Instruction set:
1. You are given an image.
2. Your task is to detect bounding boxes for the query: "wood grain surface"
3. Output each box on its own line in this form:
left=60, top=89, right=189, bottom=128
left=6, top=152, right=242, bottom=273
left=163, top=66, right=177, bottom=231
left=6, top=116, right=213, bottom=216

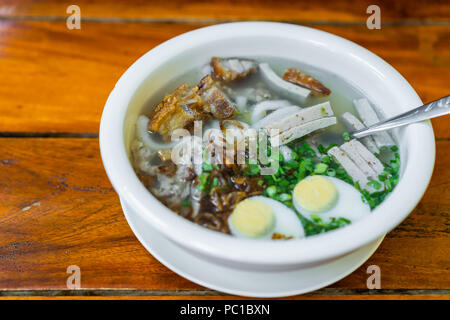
left=0, top=0, right=448, bottom=299
left=0, top=21, right=448, bottom=135
left=0, top=0, right=449, bottom=22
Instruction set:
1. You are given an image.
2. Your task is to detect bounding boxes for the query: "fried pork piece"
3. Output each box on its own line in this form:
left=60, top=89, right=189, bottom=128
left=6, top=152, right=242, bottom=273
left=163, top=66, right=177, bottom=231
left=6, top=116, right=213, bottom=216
left=259, top=63, right=310, bottom=103
left=197, top=75, right=235, bottom=119
left=148, top=76, right=236, bottom=140
left=282, top=68, right=331, bottom=96
left=211, top=57, right=257, bottom=82
left=148, top=83, right=203, bottom=141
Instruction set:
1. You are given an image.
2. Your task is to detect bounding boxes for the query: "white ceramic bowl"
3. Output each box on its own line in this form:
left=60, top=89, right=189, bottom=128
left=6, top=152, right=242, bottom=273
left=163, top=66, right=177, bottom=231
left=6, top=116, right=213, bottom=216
left=100, top=22, right=435, bottom=273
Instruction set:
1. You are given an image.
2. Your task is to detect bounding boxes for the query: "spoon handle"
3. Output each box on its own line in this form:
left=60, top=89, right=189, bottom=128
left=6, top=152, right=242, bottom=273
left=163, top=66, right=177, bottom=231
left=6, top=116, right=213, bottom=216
left=352, top=95, right=450, bottom=139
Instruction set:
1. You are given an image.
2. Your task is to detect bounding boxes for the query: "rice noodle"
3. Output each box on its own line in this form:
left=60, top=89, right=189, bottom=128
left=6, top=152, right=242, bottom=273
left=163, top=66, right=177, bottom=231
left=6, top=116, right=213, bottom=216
left=235, top=96, right=248, bottom=112
left=259, top=63, right=311, bottom=103
left=130, top=139, right=157, bottom=175
left=190, top=183, right=203, bottom=218
left=250, top=99, right=292, bottom=124
left=171, top=136, right=203, bottom=175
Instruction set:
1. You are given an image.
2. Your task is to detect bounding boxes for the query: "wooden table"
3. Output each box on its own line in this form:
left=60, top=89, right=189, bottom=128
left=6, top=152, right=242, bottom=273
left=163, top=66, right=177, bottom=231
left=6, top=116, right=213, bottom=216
left=0, top=0, right=448, bottom=300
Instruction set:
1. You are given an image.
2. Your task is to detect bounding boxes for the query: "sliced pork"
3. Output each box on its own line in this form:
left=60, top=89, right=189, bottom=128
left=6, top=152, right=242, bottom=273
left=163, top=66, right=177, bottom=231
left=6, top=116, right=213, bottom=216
left=341, top=112, right=379, bottom=154
left=254, top=101, right=336, bottom=146
left=267, top=102, right=334, bottom=131
left=353, top=98, right=395, bottom=148
left=328, top=139, right=385, bottom=193
left=271, top=117, right=337, bottom=146
left=340, top=142, right=377, bottom=178
left=345, top=139, right=384, bottom=175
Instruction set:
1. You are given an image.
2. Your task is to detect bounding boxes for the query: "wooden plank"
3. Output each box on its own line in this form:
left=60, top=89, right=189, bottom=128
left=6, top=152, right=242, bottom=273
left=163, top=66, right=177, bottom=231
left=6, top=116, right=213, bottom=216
left=0, top=294, right=449, bottom=300
left=0, top=22, right=198, bottom=133
left=0, top=21, right=448, bottom=136
left=0, top=138, right=448, bottom=293
left=0, top=0, right=449, bottom=22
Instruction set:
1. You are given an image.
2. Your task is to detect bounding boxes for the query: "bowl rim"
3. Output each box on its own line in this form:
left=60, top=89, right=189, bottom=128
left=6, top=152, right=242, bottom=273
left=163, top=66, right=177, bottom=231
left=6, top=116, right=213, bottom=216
left=100, top=21, right=435, bottom=265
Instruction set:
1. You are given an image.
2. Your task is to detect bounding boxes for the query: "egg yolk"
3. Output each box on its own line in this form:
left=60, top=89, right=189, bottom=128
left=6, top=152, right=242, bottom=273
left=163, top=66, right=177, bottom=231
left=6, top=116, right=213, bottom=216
left=230, top=199, right=276, bottom=238
left=293, top=176, right=338, bottom=213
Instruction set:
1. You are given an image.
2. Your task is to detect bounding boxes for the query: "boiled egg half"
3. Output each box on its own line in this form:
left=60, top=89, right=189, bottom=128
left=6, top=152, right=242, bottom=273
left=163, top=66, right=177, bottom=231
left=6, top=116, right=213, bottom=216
left=228, top=196, right=304, bottom=240
left=292, top=175, right=370, bottom=223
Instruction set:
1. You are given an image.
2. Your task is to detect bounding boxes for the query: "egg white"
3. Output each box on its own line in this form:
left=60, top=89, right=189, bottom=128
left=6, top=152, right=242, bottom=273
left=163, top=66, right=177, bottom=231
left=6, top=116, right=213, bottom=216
left=228, top=196, right=305, bottom=240
left=293, top=176, right=371, bottom=223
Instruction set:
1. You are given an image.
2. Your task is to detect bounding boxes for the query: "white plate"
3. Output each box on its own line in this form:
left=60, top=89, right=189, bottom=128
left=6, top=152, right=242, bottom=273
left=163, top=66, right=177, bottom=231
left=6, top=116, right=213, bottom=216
left=122, top=198, right=384, bottom=298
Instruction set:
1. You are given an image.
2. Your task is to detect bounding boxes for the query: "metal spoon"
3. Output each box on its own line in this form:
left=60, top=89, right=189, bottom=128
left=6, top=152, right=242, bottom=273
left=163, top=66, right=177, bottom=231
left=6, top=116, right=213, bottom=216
left=351, top=95, right=450, bottom=139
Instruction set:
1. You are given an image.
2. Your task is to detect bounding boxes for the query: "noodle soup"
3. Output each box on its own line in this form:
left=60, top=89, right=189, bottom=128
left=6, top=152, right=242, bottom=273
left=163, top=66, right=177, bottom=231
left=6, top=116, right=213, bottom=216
left=130, top=56, right=400, bottom=240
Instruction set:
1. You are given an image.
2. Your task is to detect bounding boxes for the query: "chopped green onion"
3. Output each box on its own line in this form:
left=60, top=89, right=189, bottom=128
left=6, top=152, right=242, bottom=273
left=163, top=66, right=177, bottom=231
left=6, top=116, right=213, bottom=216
left=181, top=200, right=192, bottom=207
left=266, top=185, right=277, bottom=197
left=279, top=193, right=291, bottom=201
left=342, top=132, right=350, bottom=141
left=368, top=180, right=382, bottom=190
left=196, top=172, right=210, bottom=191
left=317, top=144, right=327, bottom=155
left=302, top=215, right=351, bottom=235
left=280, top=180, right=290, bottom=187
left=385, top=179, right=392, bottom=192
left=211, top=177, right=219, bottom=189
left=391, top=162, right=400, bottom=172
left=202, top=162, right=213, bottom=171
left=248, top=163, right=260, bottom=175
left=321, top=155, right=331, bottom=164
left=314, top=163, right=328, bottom=174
